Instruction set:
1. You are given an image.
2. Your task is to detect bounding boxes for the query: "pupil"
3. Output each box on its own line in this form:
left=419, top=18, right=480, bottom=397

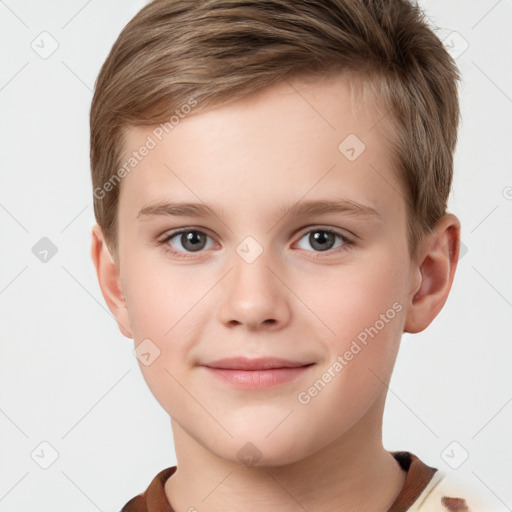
left=179, top=230, right=335, bottom=253
left=311, top=231, right=334, bottom=251
left=183, top=231, right=205, bottom=251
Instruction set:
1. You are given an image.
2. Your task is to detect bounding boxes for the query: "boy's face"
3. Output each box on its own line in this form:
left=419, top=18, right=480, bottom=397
left=108, top=74, right=421, bottom=465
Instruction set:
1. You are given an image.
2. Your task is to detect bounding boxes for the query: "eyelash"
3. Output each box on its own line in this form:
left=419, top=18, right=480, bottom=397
left=157, top=226, right=355, bottom=259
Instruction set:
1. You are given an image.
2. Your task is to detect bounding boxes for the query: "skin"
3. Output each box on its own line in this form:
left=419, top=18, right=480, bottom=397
left=91, top=73, right=460, bottom=512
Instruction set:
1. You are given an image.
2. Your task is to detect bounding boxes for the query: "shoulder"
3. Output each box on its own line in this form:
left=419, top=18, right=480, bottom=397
left=119, top=467, right=177, bottom=512
left=120, top=495, right=145, bottom=512
left=408, top=470, right=509, bottom=512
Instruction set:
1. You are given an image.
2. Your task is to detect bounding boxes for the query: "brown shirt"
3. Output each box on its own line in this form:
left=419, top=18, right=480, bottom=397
left=120, top=451, right=447, bottom=512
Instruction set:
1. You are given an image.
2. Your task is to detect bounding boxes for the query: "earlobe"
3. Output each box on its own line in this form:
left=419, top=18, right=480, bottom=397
left=90, top=224, right=133, bottom=338
left=404, top=214, right=461, bottom=334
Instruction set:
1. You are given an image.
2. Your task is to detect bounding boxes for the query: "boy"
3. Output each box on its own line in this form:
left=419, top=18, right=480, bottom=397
left=89, top=0, right=503, bottom=510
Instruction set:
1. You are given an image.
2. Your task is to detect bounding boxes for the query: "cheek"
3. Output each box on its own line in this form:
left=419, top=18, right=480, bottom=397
left=121, top=265, right=196, bottom=414
left=293, top=263, right=406, bottom=427
left=295, top=249, right=406, bottom=345
left=292, top=251, right=407, bottom=408
left=122, top=256, right=197, bottom=340
left=120, top=256, right=211, bottom=392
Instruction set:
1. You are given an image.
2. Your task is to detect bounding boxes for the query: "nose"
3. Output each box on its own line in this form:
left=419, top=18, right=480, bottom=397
left=217, top=244, right=291, bottom=331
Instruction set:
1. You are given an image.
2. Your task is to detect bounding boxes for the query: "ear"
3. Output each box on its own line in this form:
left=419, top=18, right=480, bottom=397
left=90, top=224, right=133, bottom=338
left=404, top=214, right=461, bottom=333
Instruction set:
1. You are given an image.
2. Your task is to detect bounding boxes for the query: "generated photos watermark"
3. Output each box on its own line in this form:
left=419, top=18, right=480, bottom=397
left=297, top=301, right=403, bottom=405
left=93, top=96, right=198, bottom=200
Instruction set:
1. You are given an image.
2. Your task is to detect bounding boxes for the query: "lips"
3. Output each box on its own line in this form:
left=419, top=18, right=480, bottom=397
left=203, top=357, right=312, bottom=370
left=201, top=357, right=315, bottom=389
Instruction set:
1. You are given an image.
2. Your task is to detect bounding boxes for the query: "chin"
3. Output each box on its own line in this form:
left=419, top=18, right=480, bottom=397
left=208, top=427, right=317, bottom=468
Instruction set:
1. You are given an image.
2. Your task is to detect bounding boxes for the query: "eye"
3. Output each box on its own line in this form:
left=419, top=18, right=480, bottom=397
left=159, top=226, right=354, bottom=258
left=161, top=229, right=216, bottom=256
left=295, top=228, right=353, bottom=253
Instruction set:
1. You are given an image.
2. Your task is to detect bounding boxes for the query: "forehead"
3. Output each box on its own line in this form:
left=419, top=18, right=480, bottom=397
left=118, top=73, right=404, bottom=225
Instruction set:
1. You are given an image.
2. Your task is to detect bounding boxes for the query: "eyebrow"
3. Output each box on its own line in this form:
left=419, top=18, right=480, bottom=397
left=137, top=198, right=381, bottom=225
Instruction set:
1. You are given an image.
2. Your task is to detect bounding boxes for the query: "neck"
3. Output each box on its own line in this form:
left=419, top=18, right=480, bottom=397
left=165, top=391, right=406, bottom=512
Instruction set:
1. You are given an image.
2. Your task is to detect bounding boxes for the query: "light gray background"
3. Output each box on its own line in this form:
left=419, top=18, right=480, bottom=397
left=1, top=0, right=511, bottom=510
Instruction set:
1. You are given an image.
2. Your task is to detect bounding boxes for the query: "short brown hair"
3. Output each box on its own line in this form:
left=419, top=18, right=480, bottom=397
left=90, top=0, right=460, bottom=262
